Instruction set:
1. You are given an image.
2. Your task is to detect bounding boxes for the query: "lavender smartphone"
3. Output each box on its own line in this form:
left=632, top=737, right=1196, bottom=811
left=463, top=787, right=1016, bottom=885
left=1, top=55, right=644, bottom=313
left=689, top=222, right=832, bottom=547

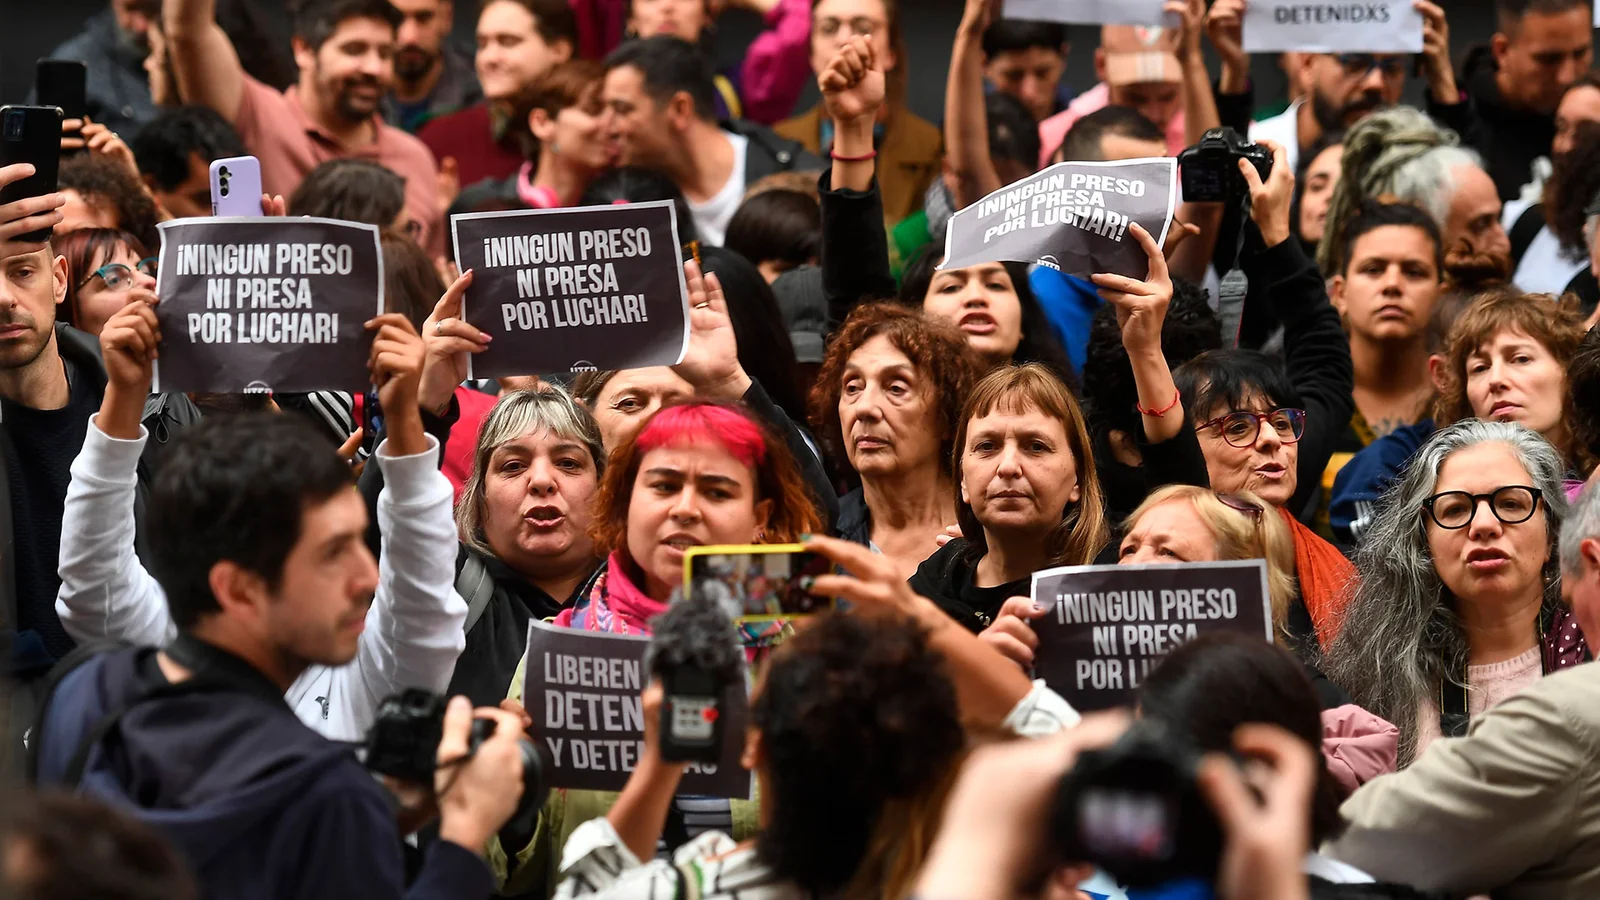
left=209, top=156, right=263, bottom=216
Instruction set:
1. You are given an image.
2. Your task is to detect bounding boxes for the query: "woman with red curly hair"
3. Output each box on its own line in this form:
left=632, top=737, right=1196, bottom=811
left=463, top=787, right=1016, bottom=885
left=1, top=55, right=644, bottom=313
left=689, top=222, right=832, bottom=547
left=556, top=398, right=824, bottom=634
left=808, top=302, right=981, bottom=578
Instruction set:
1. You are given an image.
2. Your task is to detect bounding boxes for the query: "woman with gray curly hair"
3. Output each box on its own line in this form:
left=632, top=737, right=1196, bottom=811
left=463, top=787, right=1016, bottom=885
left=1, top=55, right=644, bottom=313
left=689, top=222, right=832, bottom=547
left=1322, top=420, right=1590, bottom=766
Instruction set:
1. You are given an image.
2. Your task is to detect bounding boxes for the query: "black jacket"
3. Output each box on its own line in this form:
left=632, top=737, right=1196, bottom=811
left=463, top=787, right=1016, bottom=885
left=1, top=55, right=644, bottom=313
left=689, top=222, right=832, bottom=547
left=724, top=119, right=826, bottom=188
left=908, top=538, right=1029, bottom=633
left=32, top=640, right=493, bottom=900
left=1429, top=46, right=1556, bottom=202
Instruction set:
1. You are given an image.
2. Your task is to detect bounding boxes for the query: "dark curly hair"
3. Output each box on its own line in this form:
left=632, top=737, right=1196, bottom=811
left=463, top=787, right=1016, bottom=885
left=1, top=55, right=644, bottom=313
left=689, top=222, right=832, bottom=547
left=806, top=303, right=981, bottom=478
left=59, top=154, right=160, bottom=252
left=1083, top=277, right=1221, bottom=518
left=752, top=611, right=964, bottom=898
left=1568, top=326, right=1600, bottom=464
left=1, top=789, right=198, bottom=900
left=1545, top=115, right=1600, bottom=257
left=1138, top=633, right=1347, bottom=846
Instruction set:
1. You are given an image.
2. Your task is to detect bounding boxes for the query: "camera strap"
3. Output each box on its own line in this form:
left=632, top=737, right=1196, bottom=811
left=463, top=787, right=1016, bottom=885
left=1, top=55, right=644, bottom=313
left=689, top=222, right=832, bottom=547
left=1439, top=623, right=1548, bottom=739
left=1216, top=193, right=1253, bottom=349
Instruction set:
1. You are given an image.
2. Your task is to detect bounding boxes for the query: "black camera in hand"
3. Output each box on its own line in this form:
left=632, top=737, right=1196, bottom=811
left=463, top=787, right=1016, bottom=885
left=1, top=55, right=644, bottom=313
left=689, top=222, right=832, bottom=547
left=363, top=689, right=548, bottom=829
left=1178, top=127, right=1273, bottom=204
left=1050, top=720, right=1224, bottom=888
left=647, top=599, right=745, bottom=764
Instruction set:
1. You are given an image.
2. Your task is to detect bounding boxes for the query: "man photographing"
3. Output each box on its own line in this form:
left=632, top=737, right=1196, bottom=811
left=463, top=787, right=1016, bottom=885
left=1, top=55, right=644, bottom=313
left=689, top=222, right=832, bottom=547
left=29, top=297, right=525, bottom=898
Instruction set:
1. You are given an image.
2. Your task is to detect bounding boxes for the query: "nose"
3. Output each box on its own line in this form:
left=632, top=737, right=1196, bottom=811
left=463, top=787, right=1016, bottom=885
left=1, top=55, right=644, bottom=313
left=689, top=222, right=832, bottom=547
left=134, top=268, right=156, bottom=291
left=996, top=441, right=1024, bottom=477
left=960, top=283, right=989, bottom=307
left=1379, top=262, right=1404, bottom=293
left=669, top=484, right=702, bottom=523
left=1486, top=359, right=1510, bottom=392
left=526, top=457, right=557, bottom=495
left=1466, top=498, right=1504, bottom=540
left=1358, top=66, right=1386, bottom=93
left=1253, top=417, right=1283, bottom=452
left=398, top=20, right=420, bottom=45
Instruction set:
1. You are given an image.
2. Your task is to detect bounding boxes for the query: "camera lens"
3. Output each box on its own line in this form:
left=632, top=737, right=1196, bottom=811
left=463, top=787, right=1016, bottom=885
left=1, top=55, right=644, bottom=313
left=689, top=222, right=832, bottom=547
left=2, top=111, right=22, bottom=142
left=219, top=166, right=231, bottom=178
left=220, top=184, right=229, bottom=197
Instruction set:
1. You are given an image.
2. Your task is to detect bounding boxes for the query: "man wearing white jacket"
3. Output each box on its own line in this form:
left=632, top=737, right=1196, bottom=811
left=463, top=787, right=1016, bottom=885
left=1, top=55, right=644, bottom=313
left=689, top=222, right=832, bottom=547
left=52, top=291, right=465, bottom=742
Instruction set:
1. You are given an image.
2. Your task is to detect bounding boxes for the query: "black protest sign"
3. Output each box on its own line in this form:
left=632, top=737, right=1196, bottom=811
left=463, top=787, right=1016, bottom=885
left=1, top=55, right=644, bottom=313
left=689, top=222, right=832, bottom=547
left=522, top=619, right=751, bottom=797
left=451, top=201, right=690, bottom=379
left=941, top=159, right=1176, bottom=281
left=152, top=217, right=382, bottom=393
left=1030, top=561, right=1272, bottom=712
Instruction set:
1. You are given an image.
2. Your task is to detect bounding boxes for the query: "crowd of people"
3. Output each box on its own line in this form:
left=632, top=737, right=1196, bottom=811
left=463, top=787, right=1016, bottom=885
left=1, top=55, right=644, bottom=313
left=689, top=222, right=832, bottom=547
left=7, top=0, right=1600, bottom=898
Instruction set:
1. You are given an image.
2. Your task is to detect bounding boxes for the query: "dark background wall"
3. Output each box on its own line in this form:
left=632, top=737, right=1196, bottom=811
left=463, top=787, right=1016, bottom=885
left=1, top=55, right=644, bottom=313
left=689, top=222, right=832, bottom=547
left=5, top=0, right=1504, bottom=127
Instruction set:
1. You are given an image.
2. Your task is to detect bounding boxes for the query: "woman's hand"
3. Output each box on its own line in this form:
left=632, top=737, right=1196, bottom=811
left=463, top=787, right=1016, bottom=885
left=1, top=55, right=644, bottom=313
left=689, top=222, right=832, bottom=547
left=803, top=533, right=940, bottom=622
left=1238, top=139, right=1294, bottom=248
left=979, top=596, right=1047, bottom=668
left=1204, top=0, right=1249, bottom=90
left=1091, top=222, right=1172, bottom=357
left=1200, top=724, right=1318, bottom=900
left=418, top=269, right=491, bottom=415
left=819, top=35, right=885, bottom=128
left=672, top=259, right=751, bottom=401
left=97, top=292, right=162, bottom=440
left=1415, top=0, right=1458, bottom=106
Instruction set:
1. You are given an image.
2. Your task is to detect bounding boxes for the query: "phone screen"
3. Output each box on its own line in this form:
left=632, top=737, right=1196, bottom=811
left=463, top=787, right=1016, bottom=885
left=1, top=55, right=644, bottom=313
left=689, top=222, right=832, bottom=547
left=686, top=547, right=833, bottom=622
left=362, top=388, right=383, bottom=456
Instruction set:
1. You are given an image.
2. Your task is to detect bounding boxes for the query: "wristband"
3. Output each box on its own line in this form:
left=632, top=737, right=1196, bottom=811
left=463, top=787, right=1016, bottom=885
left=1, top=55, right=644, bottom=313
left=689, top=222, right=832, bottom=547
left=830, top=148, right=877, bottom=162
left=1135, top=388, right=1181, bottom=418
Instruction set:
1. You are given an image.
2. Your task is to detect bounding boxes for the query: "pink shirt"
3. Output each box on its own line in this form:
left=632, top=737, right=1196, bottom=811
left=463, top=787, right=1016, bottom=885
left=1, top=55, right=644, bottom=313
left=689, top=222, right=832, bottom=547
left=1414, top=646, right=1543, bottom=758
left=1037, top=82, right=1188, bottom=168
left=233, top=75, right=442, bottom=255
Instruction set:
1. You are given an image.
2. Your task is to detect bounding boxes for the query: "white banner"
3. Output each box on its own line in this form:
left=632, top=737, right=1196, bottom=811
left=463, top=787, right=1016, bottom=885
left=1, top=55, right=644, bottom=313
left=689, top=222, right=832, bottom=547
left=1003, top=0, right=1167, bottom=26
left=1243, top=1, right=1423, bottom=53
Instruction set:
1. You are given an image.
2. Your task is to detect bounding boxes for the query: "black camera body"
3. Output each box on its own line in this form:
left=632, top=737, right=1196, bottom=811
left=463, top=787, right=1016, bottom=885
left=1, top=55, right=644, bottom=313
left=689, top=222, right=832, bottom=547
left=1178, top=127, right=1273, bottom=204
left=1050, top=720, right=1224, bottom=888
left=364, top=689, right=548, bottom=828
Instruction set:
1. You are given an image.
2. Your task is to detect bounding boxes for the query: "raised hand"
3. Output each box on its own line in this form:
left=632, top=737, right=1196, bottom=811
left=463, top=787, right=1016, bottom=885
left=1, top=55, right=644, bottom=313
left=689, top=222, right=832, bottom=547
left=672, top=259, right=749, bottom=400
left=1200, top=725, right=1319, bottom=900
left=1205, top=0, right=1249, bottom=88
left=1237, top=138, right=1295, bottom=248
left=418, top=269, right=491, bottom=415
left=97, top=292, right=162, bottom=439
left=0, top=164, right=66, bottom=259
left=819, top=34, right=885, bottom=127
left=978, top=596, right=1048, bottom=668
left=366, top=313, right=428, bottom=456
left=66, top=119, right=140, bottom=181
left=1415, top=0, right=1458, bottom=105
left=1091, top=223, right=1173, bottom=357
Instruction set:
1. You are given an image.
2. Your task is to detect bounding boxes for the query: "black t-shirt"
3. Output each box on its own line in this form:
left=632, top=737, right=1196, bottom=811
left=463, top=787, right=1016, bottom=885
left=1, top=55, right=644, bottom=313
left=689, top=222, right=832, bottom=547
left=909, top=539, right=1032, bottom=633
left=5, top=361, right=97, bottom=668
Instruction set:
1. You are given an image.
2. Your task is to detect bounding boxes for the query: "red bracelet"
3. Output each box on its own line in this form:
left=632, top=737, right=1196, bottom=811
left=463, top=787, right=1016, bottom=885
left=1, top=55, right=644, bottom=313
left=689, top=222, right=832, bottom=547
left=1135, top=388, right=1181, bottom=418
left=830, top=148, right=877, bottom=162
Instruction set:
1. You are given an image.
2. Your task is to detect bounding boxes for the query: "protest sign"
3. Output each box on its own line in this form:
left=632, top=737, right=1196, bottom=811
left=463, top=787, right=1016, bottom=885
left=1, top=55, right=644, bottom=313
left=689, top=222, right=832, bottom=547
left=152, top=217, right=382, bottom=393
left=451, top=201, right=691, bottom=379
left=1030, top=561, right=1272, bottom=712
left=1242, top=1, right=1423, bottom=53
left=1003, top=0, right=1167, bottom=25
left=521, top=619, right=751, bottom=797
left=941, top=158, right=1176, bottom=281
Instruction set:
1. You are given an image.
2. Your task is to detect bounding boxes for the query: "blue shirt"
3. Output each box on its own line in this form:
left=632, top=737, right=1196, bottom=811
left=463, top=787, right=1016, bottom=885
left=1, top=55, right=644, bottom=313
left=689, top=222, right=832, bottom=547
left=1029, top=265, right=1102, bottom=377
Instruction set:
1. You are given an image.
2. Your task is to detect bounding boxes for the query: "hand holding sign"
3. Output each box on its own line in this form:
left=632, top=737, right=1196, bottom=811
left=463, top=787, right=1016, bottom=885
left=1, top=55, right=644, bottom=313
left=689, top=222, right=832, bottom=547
left=978, top=596, right=1048, bottom=668
left=367, top=313, right=428, bottom=456
left=1091, top=222, right=1171, bottom=357
left=98, top=292, right=163, bottom=440
left=1415, top=0, right=1458, bottom=105
left=418, top=269, right=492, bottom=415
left=818, top=34, right=885, bottom=127
left=672, top=259, right=751, bottom=401
left=1204, top=0, right=1249, bottom=81
left=1237, top=139, right=1294, bottom=248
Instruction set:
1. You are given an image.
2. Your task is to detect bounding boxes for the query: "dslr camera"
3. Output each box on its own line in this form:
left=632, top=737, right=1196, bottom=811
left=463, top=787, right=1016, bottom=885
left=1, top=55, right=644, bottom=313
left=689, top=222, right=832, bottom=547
left=1050, top=720, right=1224, bottom=888
left=364, top=689, right=547, bottom=833
left=1177, top=127, right=1273, bottom=204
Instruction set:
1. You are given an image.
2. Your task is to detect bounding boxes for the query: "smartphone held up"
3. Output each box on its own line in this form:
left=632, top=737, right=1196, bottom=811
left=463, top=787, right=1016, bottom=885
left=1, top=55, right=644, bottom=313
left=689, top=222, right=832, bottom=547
left=0, top=105, right=64, bottom=244
left=684, top=545, right=834, bottom=623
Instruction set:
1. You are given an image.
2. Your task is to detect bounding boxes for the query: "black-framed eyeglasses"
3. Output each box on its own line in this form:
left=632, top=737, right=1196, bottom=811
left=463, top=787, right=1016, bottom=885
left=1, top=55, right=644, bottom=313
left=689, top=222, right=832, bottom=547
left=79, top=257, right=158, bottom=291
left=1216, top=493, right=1263, bottom=520
left=1421, top=485, right=1542, bottom=530
left=1194, top=407, right=1307, bottom=449
left=1335, top=53, right=1408, bottom=79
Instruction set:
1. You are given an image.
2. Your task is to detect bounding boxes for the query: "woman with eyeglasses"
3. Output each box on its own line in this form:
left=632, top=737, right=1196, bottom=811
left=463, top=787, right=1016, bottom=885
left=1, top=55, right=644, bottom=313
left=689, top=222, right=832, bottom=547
left=1322, top=420, right=1590, bottom=766
left=53, top=228, right=157, bottom=337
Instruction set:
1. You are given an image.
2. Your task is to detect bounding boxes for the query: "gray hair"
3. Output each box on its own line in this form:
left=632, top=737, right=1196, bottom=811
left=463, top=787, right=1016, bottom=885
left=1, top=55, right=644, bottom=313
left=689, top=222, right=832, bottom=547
left=1561, top=482, right=1600, bottom=574
left=1316, top=106, right=1482, bottom=273
left=455, top=384, right=606, bottom=557
left=1320, top=420, right=1568, bottom=765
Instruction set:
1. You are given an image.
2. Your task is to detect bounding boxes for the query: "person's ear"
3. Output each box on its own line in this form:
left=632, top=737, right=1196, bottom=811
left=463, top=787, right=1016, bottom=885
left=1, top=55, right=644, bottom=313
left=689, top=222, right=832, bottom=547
left=753, top=498, right=774, bottom=542
left=553, top=38, right=574, bottom=65
left=1068, top=473, right=1081, bottom=504
left=208, top=560, right=273, bottom=622
left=1108, top=429, right=1144, bottom=467
left=1328, top=273, right=1347, bottom=316
left=669, top=90, right=696, bottom=129
left=529, top=107, right=557, bottom=143
left=1428, top=353, right=1448, bottom=393
left=291, top=36, right=317, bottom=75
left=1491, top=32, right=1511, bottom=66
left=1093, top=47, right=1108, bottom=83
left=739, top=726, right=763, bottom=771
left=50, top=254, right=68, bottom=307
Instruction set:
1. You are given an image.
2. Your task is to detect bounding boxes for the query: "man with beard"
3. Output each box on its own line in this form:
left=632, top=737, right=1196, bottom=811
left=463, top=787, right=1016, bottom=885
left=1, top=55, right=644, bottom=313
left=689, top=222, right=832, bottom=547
left=1429, top=0, right=1594, bottom=202
left=382, top=0, right=482, bottom=133
left=1206, top=0, right=1457, bottom=174
left=165, top=0, right=444, bottom=253
left=0, top=165, right=200, bottom=742
left=37, top=0, right=163, bottom=138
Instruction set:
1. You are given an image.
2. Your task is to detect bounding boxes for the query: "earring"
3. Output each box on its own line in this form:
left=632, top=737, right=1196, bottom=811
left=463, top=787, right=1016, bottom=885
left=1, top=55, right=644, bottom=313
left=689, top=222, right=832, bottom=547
left=754, top=528, right=765, bottom=542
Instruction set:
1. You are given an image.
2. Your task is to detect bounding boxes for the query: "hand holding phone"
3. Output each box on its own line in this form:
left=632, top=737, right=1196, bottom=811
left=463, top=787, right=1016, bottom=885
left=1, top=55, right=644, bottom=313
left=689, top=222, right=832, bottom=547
left=210, top=156, right=264, bottom=217
left=36, top=60, right=88, bottom=122
left=685, top=545, right=835, bottom=622
left=0, top=106, right=65, bottom=245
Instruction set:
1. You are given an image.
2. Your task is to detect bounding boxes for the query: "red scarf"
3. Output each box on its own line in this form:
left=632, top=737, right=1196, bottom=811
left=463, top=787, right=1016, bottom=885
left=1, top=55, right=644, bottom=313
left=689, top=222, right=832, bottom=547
left=1279, top=508, right=1358, bottom=647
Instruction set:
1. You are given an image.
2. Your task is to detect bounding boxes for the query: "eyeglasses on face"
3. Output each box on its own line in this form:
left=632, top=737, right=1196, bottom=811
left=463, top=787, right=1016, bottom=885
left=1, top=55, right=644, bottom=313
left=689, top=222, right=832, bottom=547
left=1335, top=53, right=1407, bottom=78
left=1194, top=407, right=1307, bottom=449
left=1421, top=485, right=1542, bottom=530
left=80, top=257, right=159, bottom=291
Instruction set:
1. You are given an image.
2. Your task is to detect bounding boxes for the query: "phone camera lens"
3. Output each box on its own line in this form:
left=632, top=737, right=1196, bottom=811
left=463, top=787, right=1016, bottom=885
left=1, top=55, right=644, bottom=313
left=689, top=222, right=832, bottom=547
left=2, top=111, right=22, bottom=142
left=220, top=184, right=230, bottom=197
left=219, top=166, right=231, bottom=178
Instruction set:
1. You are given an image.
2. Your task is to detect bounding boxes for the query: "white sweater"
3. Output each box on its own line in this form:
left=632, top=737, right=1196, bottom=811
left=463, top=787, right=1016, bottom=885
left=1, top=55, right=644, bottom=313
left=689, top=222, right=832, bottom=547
left=54, top=422, right=466, bottom=742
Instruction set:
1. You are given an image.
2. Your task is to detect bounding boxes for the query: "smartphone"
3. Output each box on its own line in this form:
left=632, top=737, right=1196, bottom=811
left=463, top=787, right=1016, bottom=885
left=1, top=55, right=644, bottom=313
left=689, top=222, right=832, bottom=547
left=362, top=387, right=384, bottom=457
left=209, top=155, right=263, bottom=217
left=35, top=60, right=88, bottom=122
left=0, top=106, right=64, bottom=243
left=684, top=544, right=835, bottom=622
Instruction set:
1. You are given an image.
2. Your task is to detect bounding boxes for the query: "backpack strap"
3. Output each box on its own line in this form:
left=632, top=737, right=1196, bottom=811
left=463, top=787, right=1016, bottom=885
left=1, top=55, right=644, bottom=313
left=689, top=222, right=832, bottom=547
left=712, top=74, right=743, bottom=122
left=457, top=551, right=496, bottom=635
left=1509, top=202, right=1545, bottom=266
left=25, top=639, right=133, bottom=783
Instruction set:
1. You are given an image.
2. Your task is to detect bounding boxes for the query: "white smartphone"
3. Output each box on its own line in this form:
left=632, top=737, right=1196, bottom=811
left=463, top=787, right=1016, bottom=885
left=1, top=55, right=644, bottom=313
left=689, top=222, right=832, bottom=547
left=209, top=155, right=263, bottom=216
